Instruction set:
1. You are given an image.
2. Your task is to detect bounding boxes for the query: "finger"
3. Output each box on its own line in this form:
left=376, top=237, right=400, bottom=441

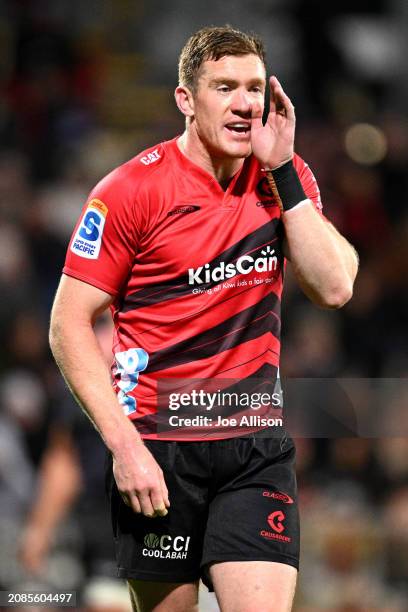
left=138, top=492, right=156, bottom=518
left=159, top=471, right=170, bottom=509
left=128, top=494, right=142, bottom=514
left=270, top=76, right=286, bottom=114
left=276, top=89, right=295, bottom=122
left=270, top=76, right=295, bottom=122
left=120, top=492, right=132, bottom=507
left=121, top=492, right=142, bottom=514
left=150, top=486, right=168, bottom=517
left=251, top=101, right=264, bottom=129
left=269, top=75, right=278, bottom=113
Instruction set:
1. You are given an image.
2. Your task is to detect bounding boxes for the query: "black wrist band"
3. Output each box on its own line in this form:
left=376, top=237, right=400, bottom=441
left=263, top=160, right=307, bottom=212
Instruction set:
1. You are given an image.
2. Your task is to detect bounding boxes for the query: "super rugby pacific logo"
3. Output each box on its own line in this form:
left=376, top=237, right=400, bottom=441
left=70, top=198, right=108, bottom=260
left=188, top=245, right=278, bottom=285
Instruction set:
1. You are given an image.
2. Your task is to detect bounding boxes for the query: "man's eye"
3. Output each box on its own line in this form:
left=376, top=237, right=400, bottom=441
left=217, top=85, right=230, bottom=93
left=251, top=87, right=263, bottom=93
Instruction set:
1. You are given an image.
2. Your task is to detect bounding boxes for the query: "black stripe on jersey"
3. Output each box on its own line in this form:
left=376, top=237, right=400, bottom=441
left=217, top=347, right=280, bottom=376
left=132, top=363, right=279, bottom=435
left=122, top=218, right=283, bottom=311
left=128, top=278, right=270, bottom=337
left=147, top=291, right=280, bottom=373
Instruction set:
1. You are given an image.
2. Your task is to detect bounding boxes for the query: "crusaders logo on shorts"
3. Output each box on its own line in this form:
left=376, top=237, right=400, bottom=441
left=260, top=511, right=292, bottom=543
left=267, top=511, right=285, bottom=533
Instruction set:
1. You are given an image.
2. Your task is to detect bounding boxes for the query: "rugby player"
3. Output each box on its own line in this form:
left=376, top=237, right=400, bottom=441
left=49, top=26, right=358, bottom=612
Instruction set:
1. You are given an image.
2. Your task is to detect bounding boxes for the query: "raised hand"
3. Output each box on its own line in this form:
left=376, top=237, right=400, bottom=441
left=251, top=76, right=296, bottom=170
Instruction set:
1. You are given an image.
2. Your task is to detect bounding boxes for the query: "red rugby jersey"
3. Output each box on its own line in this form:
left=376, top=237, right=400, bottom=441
left=63, top=137, right=323, bottom=440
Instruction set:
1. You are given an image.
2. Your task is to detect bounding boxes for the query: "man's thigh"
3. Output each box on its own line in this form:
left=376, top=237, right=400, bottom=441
left=209, top=561, right=297, bottom=612
left=128, top=579, right=199, bottom=612
left=201, top=436, right=300, bottom=584
left=108, top=441, right=209, bottom=584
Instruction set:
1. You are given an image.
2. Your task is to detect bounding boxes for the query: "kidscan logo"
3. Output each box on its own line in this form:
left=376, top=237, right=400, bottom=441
left=188, top=246, right=278, bottom=285
left=142, top=534, right=191, bottom=560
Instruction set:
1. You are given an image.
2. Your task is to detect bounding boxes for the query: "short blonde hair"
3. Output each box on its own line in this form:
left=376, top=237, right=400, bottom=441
left=178, top=25, right=266, bottom=91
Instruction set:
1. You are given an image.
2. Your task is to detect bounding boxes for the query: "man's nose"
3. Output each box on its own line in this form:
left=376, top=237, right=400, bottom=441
left=230, top=89, right=251, bottom=115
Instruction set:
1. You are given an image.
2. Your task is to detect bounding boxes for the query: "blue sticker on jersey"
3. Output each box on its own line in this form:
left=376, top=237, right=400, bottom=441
left=70, top=199, right=108, bottom=260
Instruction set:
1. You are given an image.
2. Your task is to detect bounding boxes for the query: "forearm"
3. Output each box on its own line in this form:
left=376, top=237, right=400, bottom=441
left=283, top=201, right=358, bottom=308
left=49, top=315, right=142, bottom=454
left=49, top=277, right=169, bottom=518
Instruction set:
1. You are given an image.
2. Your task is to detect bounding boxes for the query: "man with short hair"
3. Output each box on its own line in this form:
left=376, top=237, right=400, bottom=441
left=50, top=26, right=358, bottom=612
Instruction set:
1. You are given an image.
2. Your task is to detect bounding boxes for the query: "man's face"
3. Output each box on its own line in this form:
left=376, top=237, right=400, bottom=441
left=191, top=54, right=266, bottom=160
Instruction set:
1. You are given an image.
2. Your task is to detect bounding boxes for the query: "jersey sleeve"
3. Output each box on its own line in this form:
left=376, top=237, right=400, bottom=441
left=63, top=165, right=142, bottom=296
left=293, top=153, right=324, bottom=215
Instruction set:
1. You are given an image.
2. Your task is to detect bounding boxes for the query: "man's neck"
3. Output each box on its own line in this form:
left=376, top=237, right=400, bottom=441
left=178, top=130, right=244, bottom=188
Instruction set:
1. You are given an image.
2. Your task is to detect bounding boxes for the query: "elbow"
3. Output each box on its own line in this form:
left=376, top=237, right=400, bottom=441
left=320, top=281, right=353, bottom=309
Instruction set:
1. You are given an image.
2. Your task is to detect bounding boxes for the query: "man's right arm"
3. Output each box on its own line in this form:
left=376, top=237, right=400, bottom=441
left=49, top=274, right=169, bottom=518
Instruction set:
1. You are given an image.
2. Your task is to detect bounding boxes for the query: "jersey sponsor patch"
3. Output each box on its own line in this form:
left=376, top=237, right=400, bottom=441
left=70, top=198, right=108, bottom=259
left=167, top=205, right=200, bottom=216
left=140, top=148, right=161, bottom=165
left=114, top=347, right=149, bottom=415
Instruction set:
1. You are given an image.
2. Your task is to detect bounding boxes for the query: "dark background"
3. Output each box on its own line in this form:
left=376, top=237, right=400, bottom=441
left=0, top=1, right=407, bottom=610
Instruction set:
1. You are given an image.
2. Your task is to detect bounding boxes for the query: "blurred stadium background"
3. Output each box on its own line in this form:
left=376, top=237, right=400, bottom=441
left=0, top=0, right=407, bottom=610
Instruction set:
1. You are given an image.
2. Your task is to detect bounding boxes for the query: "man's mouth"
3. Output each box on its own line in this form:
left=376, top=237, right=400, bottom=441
left=225, top=122, right=251, bottom=135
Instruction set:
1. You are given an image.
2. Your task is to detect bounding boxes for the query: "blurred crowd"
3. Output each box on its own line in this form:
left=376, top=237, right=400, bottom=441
left=0, top=1, right=407, bottom=610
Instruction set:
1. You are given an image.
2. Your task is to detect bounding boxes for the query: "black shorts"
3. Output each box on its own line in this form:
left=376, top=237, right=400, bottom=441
left=108, top=434, right=299, bottom=591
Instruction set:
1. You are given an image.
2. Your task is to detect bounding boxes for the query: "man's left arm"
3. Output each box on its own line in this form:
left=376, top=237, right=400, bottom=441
left=251, top=75, right=358, bottom=309
left=282, top=202, right=358, bottom=308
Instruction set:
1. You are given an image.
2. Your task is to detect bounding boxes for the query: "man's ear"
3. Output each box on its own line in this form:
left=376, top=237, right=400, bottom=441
left=175, top=85, right=195, bottom=118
